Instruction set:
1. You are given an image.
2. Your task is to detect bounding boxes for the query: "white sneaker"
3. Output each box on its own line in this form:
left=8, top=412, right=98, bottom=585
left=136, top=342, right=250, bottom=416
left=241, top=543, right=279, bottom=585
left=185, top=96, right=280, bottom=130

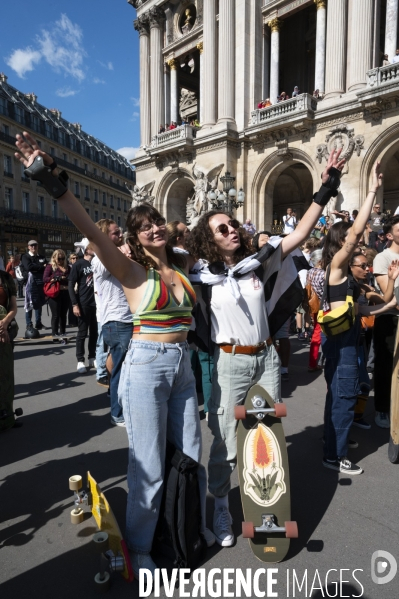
left=375, top=411, right=390, bottom=428
left=213, top=506, right=234, bottom=547
left=202, top=527, right=216, bottom=547
left=88, top=358, right=97, bottom=369
left=77, top=361, right=87, bottom=374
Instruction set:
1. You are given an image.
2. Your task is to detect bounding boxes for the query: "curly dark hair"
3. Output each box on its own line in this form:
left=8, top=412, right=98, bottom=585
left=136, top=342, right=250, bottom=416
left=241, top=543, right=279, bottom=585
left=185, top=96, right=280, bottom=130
left=125, top=204, right=186, bottom=270
left=186, top=210, right=255, bottom=263
left=321, top=221, right=352, bottom=269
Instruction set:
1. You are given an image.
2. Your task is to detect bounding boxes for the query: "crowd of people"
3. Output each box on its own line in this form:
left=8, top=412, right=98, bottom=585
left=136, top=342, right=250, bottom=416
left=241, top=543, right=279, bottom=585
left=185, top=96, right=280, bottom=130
left=1, top=130, right=397, bottom=580
left=158, top=118, right=201, bottom=134
left=257, top=85, right=324, bottom=107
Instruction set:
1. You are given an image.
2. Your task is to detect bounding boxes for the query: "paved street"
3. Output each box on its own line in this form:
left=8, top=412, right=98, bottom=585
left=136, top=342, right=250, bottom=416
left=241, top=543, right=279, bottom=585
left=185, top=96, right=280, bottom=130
left=0, top=299, right=398, bottom=599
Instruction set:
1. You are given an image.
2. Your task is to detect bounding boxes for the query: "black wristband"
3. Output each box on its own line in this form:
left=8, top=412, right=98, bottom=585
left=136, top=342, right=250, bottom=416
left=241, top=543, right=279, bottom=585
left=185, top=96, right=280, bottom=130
left=313, top=166, right=341, bottom=206
left=49, top=160, right=57, bottom=172
left=24, top=155, right=68, bottom=199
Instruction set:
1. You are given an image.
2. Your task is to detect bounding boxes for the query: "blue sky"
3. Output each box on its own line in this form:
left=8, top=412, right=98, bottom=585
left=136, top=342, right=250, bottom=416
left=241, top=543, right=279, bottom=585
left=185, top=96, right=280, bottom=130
left=0, top=1, right=141, bottom=160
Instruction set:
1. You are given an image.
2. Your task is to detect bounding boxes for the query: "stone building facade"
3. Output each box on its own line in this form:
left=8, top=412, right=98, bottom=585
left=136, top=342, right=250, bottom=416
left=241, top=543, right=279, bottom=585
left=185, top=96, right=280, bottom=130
left=130, top=0, right=399, bottom=230
left=0, top=74, right=135, bottom=260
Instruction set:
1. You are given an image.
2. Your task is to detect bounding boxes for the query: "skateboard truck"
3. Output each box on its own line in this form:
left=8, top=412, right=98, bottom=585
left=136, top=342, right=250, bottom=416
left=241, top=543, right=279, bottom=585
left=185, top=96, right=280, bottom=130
left=0, top=407, right=23, bottom=421
left=69, top=475, right=91, bottom=524
left=235, top=396, right=287, bottom=421
left=93, top=532, right=125, bottom=590
left=243, top=515, right=298, bottom=539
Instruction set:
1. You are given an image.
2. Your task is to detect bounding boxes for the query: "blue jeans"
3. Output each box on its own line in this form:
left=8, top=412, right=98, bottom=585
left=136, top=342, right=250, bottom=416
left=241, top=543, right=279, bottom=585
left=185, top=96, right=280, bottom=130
left=102, top=321, right=133, bottom=423
left=322, top=318, right=361, bottom=461
left=95, top=324, right=108, bottom=381
left=25, top=308, right=42, bottom=327
left=118, top=340, right=206, bottom=553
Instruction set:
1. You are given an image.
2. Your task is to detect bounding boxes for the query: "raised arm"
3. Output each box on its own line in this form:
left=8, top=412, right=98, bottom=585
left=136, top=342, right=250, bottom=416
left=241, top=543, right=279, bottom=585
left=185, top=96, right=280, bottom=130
left=281, top=148, right=345, bottom=258
left=15, top=132, right=139, bottom=287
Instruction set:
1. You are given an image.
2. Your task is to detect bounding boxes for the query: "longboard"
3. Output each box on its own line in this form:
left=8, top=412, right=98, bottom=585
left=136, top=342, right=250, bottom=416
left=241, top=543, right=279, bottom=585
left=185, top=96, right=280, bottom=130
left=389, top=326, right=399, bottom=463
left=235, top=384, right=298, bottom=563
left=69, top=472, right=133, bottom=590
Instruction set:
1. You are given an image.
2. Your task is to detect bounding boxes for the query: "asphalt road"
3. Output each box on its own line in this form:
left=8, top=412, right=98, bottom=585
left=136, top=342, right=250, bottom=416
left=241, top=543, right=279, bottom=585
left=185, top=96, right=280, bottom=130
left=0, top=298, right=398, bottom=599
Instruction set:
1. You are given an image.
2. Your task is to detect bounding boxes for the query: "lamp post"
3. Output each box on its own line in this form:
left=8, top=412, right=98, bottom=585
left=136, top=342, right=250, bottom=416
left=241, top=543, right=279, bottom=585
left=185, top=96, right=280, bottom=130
left=207, top=171, right=245, bottom=213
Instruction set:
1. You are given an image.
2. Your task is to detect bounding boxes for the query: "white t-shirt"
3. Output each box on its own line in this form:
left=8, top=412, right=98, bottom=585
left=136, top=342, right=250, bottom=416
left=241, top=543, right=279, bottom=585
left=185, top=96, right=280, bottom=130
left=373, top=248, right=399, bottom=316
left=210, top=246, right=283, bottom=345
left=91, top=256, right=132, bottom=325
left=282, top=215, right=296, bottom=234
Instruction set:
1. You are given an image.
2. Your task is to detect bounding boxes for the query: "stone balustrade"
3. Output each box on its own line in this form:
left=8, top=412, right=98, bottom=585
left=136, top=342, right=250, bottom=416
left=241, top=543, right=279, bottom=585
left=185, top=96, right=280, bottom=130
left=150, top=124, right=195, bottom=148
left=250, top=93, right=318, bottom=126
left=367, top=64, right=399, bottom=88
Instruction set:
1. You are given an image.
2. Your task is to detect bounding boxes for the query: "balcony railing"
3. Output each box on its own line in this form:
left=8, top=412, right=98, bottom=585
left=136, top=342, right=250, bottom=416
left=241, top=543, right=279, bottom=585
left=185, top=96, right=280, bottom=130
left=150, top=124, right=195, bottom=149
left=250, top=93, right=318, bottom=126
left=366, top=63, right=399, bottom=88
left=0, top=207, right=76, bottom=228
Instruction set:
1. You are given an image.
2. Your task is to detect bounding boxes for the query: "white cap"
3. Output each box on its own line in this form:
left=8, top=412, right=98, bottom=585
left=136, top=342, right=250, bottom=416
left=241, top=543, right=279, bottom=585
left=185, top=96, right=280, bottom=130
left=74, top=237, right=89, bottom=250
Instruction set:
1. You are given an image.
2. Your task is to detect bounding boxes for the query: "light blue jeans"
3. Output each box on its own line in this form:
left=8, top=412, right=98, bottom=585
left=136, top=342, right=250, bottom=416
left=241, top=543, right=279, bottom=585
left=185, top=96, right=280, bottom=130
left=95, top=324, right=108, bottom=381
left=208, top=344, right=281, bottom=497
left=118, top=340, right=206, bottom=554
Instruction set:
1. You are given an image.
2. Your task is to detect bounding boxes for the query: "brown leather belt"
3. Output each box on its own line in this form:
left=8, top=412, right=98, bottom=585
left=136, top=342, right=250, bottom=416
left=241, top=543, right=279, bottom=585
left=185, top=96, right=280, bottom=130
left=219, top=338, right=273, bottom=355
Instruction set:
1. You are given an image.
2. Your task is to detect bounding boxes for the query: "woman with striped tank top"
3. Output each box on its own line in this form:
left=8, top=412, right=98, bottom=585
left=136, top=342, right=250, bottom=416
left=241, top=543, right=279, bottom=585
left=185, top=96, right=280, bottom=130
left=13, top=131, right=213, bottom=578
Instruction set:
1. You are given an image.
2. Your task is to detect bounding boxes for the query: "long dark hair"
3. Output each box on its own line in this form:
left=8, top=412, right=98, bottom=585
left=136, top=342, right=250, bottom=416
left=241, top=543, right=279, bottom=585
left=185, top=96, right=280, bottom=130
left=321, top=221, right=352, bottom=270
left=125, top=204, right=186, bottom=270
left=187, top=210, right=254, bottom=263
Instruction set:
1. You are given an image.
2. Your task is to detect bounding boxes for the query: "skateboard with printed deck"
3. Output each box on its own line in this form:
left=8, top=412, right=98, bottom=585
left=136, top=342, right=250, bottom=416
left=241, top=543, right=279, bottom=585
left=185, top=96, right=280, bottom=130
left=235, top=384, right=298, bottom=563
left=69, top=472, right=133, bottom=590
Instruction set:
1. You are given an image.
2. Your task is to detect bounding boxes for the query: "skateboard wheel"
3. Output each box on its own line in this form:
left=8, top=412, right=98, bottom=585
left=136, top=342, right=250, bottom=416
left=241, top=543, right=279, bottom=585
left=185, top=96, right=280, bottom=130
left=14, top=408, right=23, bottom=417
left=93, top=532, right=109, bottom=552
left=235, top=405, right=247, bottom=420
left=274, top=403, right=287, bottom=418
left=70, top=508, right=84, bottom=524
left=69, top=475, right=83, bottom=491
left=94, top=571, right=111, bottom=591
left=285, top=521, right=298, bottom=538
left=242, top=521, right=255, bottom=539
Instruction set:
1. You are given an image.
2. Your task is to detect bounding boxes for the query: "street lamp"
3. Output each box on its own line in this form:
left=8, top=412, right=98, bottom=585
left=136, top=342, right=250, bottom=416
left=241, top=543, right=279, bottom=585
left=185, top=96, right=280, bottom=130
left=207, top=171, right=245, bottom=213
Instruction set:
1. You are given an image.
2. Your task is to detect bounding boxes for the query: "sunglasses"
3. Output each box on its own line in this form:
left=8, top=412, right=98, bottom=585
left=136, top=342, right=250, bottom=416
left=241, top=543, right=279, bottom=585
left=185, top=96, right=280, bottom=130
left=352, top=263, right=369, bottom=270
left=29, top=244, right=38, bottom=247
left=139, top=217, right=166, bottom=233
left=214, top=219, right=240, bottom=236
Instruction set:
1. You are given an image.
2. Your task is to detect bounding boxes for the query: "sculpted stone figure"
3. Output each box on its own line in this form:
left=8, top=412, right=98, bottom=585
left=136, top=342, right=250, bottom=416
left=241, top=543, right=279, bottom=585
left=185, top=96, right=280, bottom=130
left=125, top=181, right=155, bottom=208
left=187, top=162, right=224, bottom=226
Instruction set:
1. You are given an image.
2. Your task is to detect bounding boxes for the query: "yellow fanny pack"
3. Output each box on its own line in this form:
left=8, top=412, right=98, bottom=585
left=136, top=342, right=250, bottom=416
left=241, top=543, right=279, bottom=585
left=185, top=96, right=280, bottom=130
left=317, top=266, right=355, bottom=337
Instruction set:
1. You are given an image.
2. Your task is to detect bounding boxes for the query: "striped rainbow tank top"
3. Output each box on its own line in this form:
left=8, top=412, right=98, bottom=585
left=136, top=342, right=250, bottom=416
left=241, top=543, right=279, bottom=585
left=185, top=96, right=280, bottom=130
left=133, top=265, right=196, bottom=334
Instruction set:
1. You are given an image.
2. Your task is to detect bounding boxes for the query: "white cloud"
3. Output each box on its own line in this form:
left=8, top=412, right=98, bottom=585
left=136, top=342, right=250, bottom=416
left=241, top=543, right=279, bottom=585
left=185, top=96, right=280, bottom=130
left=56, top=87, right=79, bottom=97
left=5, top=14, right=86, bottom=82
left=5, top=47, right=41, bottom=78
left=117, top=147, right=139, bottom=161
left=131, top=97, right=140, bottom=107
left=93, top=77, right=106, bottom=84
left=98, top=60, right=114, bottom=71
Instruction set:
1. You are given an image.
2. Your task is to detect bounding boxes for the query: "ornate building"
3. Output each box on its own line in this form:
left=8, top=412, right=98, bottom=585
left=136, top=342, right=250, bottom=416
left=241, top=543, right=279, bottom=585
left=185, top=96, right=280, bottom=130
left=0, top=73, right=136, bottom=259
left=129, top=0, right=399, bottom=229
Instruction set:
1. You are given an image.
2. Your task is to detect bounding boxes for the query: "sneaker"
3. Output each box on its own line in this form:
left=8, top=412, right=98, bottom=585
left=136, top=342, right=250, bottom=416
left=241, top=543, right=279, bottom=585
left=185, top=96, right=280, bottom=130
left=352, top=418, right=371, bottom=430
left=213, top=506, right=234, bottom=547
left=322, top=457, right=363, bottom=475
left=130, top=552, right=157, bottom=579
left=97, top=376, right=109, bottom=387
left=202, top=527, right=216, bottom=548
left=35, top=322, right=43, bottom=330
left=297, top=332, right=306, bottom=340
left=110, top=419, right=126, bottom=428
left=88, top=358, right=97, bottom=369
left=375, top=411, right=390, bottom=428
left=77, top=361, right=87, bottom=374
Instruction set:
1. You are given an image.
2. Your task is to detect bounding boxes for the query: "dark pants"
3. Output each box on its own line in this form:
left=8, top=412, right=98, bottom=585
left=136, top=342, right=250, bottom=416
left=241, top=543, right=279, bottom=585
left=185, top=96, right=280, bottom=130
left=322, top=318, right=361, bottom=460
left=368, top=231, right=378, bottom=248
left=25, top=308, right=42, bottom=327
left=374, top=314, right=398, bottom=413
left=17, top=281, right=24, bottom=298
left=102, top=321, right=133, bottom=423
left=76, top=305, right=98, bottom=362
left=48, top=290, right=70, bottom=336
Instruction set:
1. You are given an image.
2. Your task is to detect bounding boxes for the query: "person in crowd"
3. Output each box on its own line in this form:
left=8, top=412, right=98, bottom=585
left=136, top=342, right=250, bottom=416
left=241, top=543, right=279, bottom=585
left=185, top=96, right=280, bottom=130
left=186, top=148, right=347, bottom=546
left=158, top=125, right=165, bottom=134
left=306, top=249, right=324, bottom=372
left=6, top=255, right=16, bottom=283
left=0, top=267, right=18, bottom=431
left=67, top=252, right=79, bottom=327
left=278, top=91, right=289, bottom=102
left=13, top=254, right=24, bottom=298
left=373, top=215, right=399, bottom=428
left=165, top=123, right=170, bottom=131
left=292, top=85, right=300, bottom=97
left=382, top=54, right=390, bottom=66
left=15, top=131, right=214, bottom=577
left=351, top=210, right=359, bottom=221
left=313, top=89, right=321, bottom=99
left=68, top=241, right=98, bottom=374
left=43, top=250, right=71, bottom=339
left=320, top=163, right=397, bottom=475
left=20, top=240, right=47, bottom=332
left=375, top=230, right=387, bottom=253
left=331, top=209, right=350, bottom=223
left=392, top=48, right=399, bottom=64
left=367, top=202, right=386, bottom=248
left=242, top=219, right=256, bottom=236
left=283, top=207, right=297, bottom=234
left=166, top=221, right=190, bottom=253
left=92, top=219, right=133, bottom=427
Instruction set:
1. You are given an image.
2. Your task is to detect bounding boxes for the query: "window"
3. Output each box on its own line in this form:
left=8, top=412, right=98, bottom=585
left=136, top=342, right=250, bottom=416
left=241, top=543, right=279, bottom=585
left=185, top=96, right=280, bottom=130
left=63, top=153, right=67, bottom=162
left=48, top=231, right=62, bottom=242
left=15, top=105, right=24, bottom=124
left=23, top=192, right=30, bottom=213
left=84, top=163, right=88, bottom=172
left=85, top=185, right=89, bottom=199
left=52, top=199, right=58, bottom=218
left=59, top=130, right=66, bottom=145
left=94, top=210, right=99, bottom=222
left=102, top=172, right=105, bottom=179
left=45, top=122, right=53, bottom=139
left=3, top=124, right=9, bottom=136
left=116, top=179, right=120, bottom=186
left=102, top=212, right=107, bottom=219
left=102, top=192, right=106, bottom=206
left=94, top=189, right=98, bottom=203
left=124, top=200, right=127, bottom=212
left=5, top=188, right=13, bottom=210
left=74, top=182, right=80, bottom=196
left=110, top=195, right=114, bottom=208
left=111, top=214, right=114, bottom=221
left=70, top=137, right=76, bottom=151
left=86, top=208, right=90, bottom=216
left=50, top=147, right=55, bottom=156
left=37, top=196, right=44, bottom=215
left=31, top=115, right=40, bottom=133
left=117, top=197, right=121, bottom=210
left=93, top=168, right=97, bottom=176
left=109, top=175, right=113, bottom=184
left=0, top=97, right=7, bottom=116
left=3, top=155, right=12, bottom=175
left=117, top=216, right=121, bottom=227
left=74, top=159, right=78, bottom=167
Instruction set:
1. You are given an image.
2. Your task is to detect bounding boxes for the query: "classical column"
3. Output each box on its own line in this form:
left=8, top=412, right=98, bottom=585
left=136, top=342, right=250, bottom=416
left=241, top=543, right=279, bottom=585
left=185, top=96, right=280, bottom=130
left=168, top=59, right=179, bottom=124
left=134, top=15, right=151, bottom=146
left=197, top=42, right=204, bottom=124
left=262, top=24, right=270, bottom=101
left=164, top=63, right=171, bottom=126
left=218, top=0, right=235, bottom=123
left=314, top=0, right=327, bottom=94
left=202, top=0, right=217, bottom=126
left=324, top=0, right=347, bottom=99
left=385, top=0, right=399, bottom=62
left=149, top=7, right=165, bottom=136
left=348, top=0, right=374, bottom=91
left=268, top=18, right=282, bottom=105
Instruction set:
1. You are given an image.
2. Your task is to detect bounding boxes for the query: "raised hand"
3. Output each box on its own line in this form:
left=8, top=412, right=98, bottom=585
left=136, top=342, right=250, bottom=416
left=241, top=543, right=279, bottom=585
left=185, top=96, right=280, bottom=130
left=321, top=148, right=346, bottom=184
left=370, top=161, right=383, bottom=191
left=388, top=259, right=399, bottom=281
left=14, top=131, right=53, bottom=169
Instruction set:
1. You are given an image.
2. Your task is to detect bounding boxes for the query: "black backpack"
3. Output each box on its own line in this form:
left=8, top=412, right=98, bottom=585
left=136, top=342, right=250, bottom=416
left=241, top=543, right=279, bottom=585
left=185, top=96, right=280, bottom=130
left=154, top=443, right=206, bottom=570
